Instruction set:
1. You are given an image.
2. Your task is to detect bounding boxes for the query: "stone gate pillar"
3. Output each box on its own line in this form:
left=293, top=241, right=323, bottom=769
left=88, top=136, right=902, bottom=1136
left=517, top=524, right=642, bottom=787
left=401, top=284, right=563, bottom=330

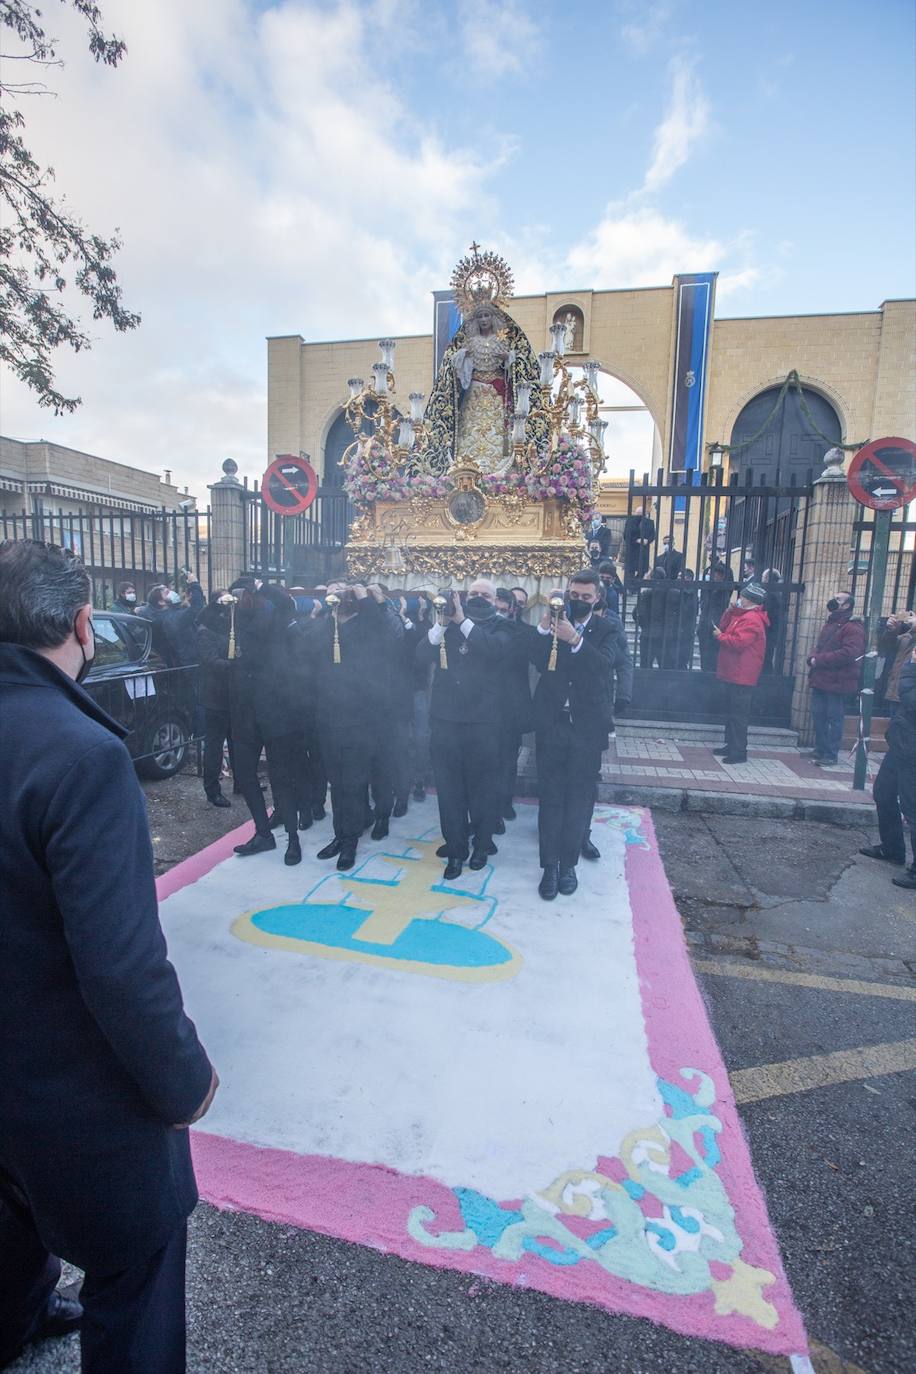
left=208, top=459, right=247, bottom=591
left=790, top=452, right=857, bottom=742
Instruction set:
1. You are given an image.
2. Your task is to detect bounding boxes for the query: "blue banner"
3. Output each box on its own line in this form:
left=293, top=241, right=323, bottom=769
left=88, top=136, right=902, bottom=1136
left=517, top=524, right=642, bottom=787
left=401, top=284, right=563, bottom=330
left=668, top=273, right=717, bottom=481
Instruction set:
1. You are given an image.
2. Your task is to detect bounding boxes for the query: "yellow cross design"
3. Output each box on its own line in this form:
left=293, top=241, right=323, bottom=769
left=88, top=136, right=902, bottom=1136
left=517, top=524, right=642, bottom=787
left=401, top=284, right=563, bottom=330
left=343, top=842, right=482, bottom=946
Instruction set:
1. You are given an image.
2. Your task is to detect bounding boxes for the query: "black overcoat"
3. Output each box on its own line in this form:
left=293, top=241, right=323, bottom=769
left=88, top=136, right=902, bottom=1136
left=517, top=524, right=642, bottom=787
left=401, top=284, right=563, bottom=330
left=529, top=615, right=616, bottom=749
left=0, top=645, right=212, bottom=1274
left=417, top=615, right=514, bottom=724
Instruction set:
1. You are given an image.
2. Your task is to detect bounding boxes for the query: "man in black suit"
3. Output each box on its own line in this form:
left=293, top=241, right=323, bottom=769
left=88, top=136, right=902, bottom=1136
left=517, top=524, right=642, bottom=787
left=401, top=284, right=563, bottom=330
left=0, top=539, right=216, bottom=1373
left=623, top=500, right=655, bottom=583
left=419, top=578, right=514, bottom=881
left=530, top=568, right=616, bottom=900
left=307, top=580, right=403, bottom=871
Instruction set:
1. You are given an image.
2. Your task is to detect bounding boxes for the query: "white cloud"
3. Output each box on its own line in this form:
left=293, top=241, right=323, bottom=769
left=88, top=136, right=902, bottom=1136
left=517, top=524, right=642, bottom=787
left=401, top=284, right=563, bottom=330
left=643, top=56, right=710, bottom=192
left=0, top=0, right=500, bottom=501
left=619, top=1, right=674, bottom=55
left=459, top=0, right=540, bottom=77
left=566, top=208, right=721, bottom=288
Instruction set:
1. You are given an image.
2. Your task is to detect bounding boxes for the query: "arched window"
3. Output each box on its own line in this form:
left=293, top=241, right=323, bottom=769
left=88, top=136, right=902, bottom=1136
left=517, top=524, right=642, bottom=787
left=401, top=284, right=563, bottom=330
left=322, top=400, right=401, bottom=490
left=729, top=384, right=841, bottom=482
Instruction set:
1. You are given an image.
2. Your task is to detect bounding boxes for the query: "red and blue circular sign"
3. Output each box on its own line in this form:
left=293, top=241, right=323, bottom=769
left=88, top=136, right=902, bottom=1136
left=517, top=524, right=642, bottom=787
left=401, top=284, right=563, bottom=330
left=847, top=437, right=916, bottom=512
left=261, top=455, right=319, bottom=517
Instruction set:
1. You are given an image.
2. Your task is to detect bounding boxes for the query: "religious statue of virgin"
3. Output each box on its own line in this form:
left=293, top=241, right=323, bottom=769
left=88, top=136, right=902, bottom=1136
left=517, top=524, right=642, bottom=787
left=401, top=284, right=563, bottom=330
left=421, top=247, right=548, bottom=476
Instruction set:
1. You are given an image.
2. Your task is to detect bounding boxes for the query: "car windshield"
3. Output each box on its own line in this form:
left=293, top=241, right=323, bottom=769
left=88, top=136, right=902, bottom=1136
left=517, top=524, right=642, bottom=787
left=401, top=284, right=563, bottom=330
left=88, top=616, right=133, bottom=673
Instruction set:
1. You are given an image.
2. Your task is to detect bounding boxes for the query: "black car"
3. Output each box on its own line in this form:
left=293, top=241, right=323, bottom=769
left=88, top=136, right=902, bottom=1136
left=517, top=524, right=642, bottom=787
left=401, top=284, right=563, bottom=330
left=84, top=611, right=196, bottom=779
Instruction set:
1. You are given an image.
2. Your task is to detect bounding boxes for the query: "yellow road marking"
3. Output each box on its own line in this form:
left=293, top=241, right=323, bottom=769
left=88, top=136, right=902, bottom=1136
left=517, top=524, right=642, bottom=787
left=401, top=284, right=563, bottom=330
left=693, top=958, right=916, bottom=1003
left=730, top=1038, right=916, bottom=1105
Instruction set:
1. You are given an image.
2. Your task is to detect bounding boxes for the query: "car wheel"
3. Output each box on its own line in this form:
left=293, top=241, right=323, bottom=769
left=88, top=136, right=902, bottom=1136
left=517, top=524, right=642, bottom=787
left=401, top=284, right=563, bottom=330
left=136, top=717, right=190, bottom=780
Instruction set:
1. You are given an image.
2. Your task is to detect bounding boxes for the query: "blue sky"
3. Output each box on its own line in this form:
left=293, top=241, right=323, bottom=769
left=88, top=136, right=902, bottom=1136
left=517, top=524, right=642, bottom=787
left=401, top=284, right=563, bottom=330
left=2, top=0, right=913, bottom=499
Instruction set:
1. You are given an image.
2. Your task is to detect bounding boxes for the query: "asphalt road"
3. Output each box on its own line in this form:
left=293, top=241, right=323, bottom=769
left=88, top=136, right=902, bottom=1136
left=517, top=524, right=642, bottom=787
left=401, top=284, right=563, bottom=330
left=11, top=770, right=915, bottom=1374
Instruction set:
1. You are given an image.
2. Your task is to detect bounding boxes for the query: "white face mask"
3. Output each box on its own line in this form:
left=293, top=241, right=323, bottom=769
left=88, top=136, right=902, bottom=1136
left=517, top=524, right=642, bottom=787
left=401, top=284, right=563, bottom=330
left=166, top=590, right=181, bottom=605
left=124, top=592, right=136, bottom=603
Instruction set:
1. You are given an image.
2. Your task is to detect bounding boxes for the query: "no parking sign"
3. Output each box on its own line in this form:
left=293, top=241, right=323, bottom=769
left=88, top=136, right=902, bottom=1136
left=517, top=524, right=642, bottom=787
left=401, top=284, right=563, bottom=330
left=846, top=437, right=916, bottom=511
left=261, top=455, right=318, bottom=517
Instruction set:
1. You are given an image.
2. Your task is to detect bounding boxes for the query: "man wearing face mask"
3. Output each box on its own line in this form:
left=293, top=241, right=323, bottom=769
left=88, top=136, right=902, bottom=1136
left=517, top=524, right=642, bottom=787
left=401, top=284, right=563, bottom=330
left=805, top=592, right=865, bottom=766
left=0, top=540, right=216, bottom=1372
left=136, top=578, right=205, bottom=669
left=112, top=580, right=138, bottom=614
left=530, top=569, right=616, bottom=900
left=712, top=582, right=769, bottom=764
left=419, top=579, right=514, bottom=880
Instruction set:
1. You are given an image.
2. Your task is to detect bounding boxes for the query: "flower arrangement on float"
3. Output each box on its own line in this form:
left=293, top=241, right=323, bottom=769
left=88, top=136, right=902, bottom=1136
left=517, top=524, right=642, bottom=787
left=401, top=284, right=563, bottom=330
left=343, top=434, right=596, bottom=527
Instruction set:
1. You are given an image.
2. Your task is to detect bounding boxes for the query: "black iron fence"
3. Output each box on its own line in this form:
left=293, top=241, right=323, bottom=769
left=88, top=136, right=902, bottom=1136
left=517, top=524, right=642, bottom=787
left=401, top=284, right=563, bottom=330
left=849, top=505, right=916, bottom=613
left=619, top=468, right=814, bottom=725
left=0, top=503, right=212, bottom=606
left=243, top=483, right=350, bottom=582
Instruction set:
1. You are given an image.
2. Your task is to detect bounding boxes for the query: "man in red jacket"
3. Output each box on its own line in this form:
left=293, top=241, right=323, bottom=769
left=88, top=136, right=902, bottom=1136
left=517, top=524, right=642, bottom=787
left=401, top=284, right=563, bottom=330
left=712, top=583, right=769, bottom=764
left=805, top=592, right=865, bottom=766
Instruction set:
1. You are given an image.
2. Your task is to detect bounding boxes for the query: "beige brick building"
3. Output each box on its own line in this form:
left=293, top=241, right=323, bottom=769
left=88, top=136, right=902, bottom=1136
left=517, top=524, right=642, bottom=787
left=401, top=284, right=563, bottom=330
left=0, top=436, right=190, bottom=516
left=266, top=285, right=915, bottom=502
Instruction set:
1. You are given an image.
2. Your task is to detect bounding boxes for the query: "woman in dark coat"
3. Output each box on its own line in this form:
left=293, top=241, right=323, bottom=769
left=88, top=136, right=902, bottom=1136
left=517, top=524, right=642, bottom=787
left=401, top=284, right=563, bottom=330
left=197, top=591, right=234, bottom=807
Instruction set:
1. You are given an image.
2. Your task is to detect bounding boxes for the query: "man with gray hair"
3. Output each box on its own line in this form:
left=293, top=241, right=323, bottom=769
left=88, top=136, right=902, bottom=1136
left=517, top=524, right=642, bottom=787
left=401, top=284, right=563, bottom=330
left=0, top=540, right=216, bottom=1372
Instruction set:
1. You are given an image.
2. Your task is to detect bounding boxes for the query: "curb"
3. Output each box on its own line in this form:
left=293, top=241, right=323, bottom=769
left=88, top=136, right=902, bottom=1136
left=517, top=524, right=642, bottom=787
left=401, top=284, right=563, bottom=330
left=593, top=781, right=873, bottom=827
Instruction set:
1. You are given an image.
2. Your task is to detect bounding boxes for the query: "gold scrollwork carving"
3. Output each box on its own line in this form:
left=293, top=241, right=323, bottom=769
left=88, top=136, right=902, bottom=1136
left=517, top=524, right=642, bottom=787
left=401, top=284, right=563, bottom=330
left=346, top=544, right=586, bottom=582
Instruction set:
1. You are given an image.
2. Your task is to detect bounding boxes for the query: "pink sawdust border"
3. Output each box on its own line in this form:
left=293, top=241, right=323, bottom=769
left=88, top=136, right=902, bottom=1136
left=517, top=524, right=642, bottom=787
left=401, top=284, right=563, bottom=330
left=156, top=809, right=808, bottom=1356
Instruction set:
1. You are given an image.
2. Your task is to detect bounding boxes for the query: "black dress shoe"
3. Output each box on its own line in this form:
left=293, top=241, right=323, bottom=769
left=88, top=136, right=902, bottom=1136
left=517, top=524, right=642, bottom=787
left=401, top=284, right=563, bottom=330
left=206, top=790, right=231, bottom=809
left=412, top=785, right=426, bottom=802
left=859, top=844, right=905, bottom=865
left=35, top=1289, right=83, bottom=1342
left=337, top=842, right=357, bottom=871
left=469, top=848, right=488, bottom=870
left=493, top=817, right=506, bottom=835
left=317, top=837, right=343, bottom=860
left=436, top=843, right=449, bottom=858
left=312, top=803, right=326, bottom=821
left=393, top=798, right=408, bottom=818
left=284, top=837, right=302, bottom=866
left=538, top=863, right=560, bottom=900
left=234, top=832, right=276, bottom=857
left=471, top=837, right=498, bottom=856
left=721, top=755, right=747, bottom=764
left=503, top=804, right=517, bottom=820
left=558, top=866, right=578, bottom=895
left=298, top=811, right=313, bottom=831
left=443, top=859, right=463, bottom=881
left=371, top=815, right=390, bottom=840
left=892, top=868, right=916, bottom=889
left=581, top=835, right=601, bottom=861
left=712, top=746, right=729, bottom=756
left=268, top=809, right=284, bottom=830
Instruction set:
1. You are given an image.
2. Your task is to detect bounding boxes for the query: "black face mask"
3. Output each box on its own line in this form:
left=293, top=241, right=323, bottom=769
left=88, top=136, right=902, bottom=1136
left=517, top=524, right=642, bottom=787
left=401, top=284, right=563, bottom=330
left=75, top=618, right=95, bottom=685
left=465, top=595, right=495, bottom=622
left=567, top=598, right=592, bottom=622
left=827, top=598, right=844, bottom=613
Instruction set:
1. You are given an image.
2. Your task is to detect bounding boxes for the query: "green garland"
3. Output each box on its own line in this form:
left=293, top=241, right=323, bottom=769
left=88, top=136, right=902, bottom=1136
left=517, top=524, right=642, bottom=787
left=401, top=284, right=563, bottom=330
left=715, top=370, right=865, bottom=456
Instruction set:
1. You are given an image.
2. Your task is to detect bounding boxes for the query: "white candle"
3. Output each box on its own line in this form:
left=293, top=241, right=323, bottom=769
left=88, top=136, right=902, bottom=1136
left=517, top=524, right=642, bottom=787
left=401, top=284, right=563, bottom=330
left=515, top=382, right=531, bottom=416
left=538, top=351, right=556, bottom=386
left=409, top=392, right=425, bottom=421
left=372, top=362, right=389, bottom=395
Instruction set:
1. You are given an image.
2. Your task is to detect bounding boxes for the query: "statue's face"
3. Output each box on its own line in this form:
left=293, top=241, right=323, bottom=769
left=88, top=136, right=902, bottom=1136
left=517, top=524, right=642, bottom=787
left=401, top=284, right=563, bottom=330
left=476, top=309, right=494, bottom=335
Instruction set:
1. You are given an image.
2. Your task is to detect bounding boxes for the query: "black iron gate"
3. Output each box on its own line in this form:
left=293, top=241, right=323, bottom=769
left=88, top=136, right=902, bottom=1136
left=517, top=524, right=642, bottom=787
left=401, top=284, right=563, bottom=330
left=0, top=502, right=212, bottom=606
left=620, top=467, right=814, bottom=725
left=243, top=482, right=350, bottom=583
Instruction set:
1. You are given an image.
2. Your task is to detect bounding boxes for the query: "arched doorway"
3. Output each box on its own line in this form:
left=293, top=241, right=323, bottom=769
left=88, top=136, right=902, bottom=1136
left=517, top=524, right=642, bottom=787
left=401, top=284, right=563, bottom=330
left=729, top=383, right=841, bottom=483
left=321, top=410, right=352, bottom=490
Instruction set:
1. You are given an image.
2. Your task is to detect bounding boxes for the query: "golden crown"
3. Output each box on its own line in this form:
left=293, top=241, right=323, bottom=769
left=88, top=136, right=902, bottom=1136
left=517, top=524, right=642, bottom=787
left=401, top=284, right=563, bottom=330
left=450, top=242, right=514, bottom=317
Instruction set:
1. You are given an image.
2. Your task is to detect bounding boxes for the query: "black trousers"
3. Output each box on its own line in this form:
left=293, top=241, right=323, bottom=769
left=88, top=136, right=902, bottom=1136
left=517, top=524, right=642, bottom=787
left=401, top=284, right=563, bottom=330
left=723, top=683, right=753, bottom=759
left=202, top=707, right=232, bottom=797
left=498, top=729, right=523, bottom=810
left=536, top=722, right=603, bottom=869
left=370, top=720, right=404, bottom=816
left=323, top=725, right=376, bottom=842
left=0, top=1182, right=187, bottom=1374
left=873, top=745, right=916, bottom=867
left=233, top=732, right=299, bottom=837
left=291, top=729, right=326, bottom=816
left=430, top=721, right=500, bottom=859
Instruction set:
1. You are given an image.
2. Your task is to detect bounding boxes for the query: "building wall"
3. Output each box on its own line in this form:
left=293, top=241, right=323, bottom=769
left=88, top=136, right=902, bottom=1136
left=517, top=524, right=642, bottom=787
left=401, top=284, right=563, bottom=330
left=0, top=436, right=188, bottom=512
left=271, top=288, right=915, bottom=490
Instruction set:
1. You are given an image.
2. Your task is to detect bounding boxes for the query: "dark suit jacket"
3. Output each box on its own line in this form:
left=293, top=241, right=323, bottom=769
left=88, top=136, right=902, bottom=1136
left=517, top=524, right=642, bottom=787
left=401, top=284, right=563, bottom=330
left=418, top=614, right=514, bottom=724
left=529, top=614, right=616, bottom=748
left=0, top=645, right=212, bottom=1273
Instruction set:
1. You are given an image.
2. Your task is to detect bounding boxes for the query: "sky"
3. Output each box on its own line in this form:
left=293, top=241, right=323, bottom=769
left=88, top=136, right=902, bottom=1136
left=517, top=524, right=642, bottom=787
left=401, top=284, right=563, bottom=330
left=2, top=0, right=914, bottom=503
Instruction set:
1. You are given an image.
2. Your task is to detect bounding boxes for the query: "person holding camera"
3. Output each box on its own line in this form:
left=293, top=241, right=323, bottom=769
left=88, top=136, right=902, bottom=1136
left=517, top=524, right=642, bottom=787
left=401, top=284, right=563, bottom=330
left=530, top=569, right=616, bottom=900
left=419, top=579, right=513, bottom=881
left=878, top=609, right=916, bottom=718
left=861, top=649, right=916, bottom=889
left=307, top=581, right=403, bottom=872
